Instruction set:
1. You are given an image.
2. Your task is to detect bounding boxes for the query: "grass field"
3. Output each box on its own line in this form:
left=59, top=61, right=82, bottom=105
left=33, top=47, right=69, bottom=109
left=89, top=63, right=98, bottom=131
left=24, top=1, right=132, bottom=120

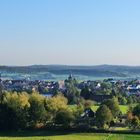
left=91, top=105, right=129, bottom=114
left=70, top=105, right=129, bottom=115
left=0, top=133, right=140, bottom=140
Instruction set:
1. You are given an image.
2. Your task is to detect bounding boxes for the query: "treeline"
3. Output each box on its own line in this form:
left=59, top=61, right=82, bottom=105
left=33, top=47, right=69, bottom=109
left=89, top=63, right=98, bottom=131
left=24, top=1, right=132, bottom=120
left=0, top=92, right=71, bottom=130
left=0, top=91, right=140, bottom=131
left=0, top=91, right=118, bottom=130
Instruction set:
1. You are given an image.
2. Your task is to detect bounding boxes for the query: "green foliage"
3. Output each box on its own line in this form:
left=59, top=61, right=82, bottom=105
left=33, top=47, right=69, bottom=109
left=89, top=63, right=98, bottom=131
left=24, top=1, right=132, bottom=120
left=65, top=77, right=80, bottom=104
left=78, top=98, right=94, bottom=109
left=80, top=86, right=91, bottom=99
left=45, top=94, right=68, bottom=113
left=28, top=93, right=46, bottom=127
left=95, top=105, right=113, bottom=129
left=119, top=96, right=127, bottom=105
left=83, top=100, right=94, bottom=109
left=55, top=108, right=75, bottom=127
left=131, top=116, right=140, bottom=129
left=127, top=111, right=140, bottom=129
left=133, top=104, right=140, bottom=118
left=0, top=92, right=30, bottom=130
left=100, top=82, right=112, bottom=95
left=102, top=98, right=120, bottom=117
left=73, top=104, right=84, bottom=118
left=126, top=104, right=140, bottom=129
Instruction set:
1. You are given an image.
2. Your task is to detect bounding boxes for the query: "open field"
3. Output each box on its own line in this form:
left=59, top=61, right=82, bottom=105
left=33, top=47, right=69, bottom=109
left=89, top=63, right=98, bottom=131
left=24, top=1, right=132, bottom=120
left=91, top=105, right=129, bottom=115
left=70, top=105, right=129, bottom=115
left=0, top=133, right=140, bottom=140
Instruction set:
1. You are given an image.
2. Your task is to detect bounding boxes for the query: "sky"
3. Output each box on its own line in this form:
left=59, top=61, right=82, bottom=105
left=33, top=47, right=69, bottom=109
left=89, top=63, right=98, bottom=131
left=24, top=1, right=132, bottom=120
left=0, top=0, right=140, bottom=66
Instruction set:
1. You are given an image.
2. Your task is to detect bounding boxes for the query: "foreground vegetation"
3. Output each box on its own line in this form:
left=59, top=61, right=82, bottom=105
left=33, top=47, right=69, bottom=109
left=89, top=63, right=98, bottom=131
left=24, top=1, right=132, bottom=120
left=0, top=89, right=140, bottom=131
left=0, top=76, right=140, bottom=132
left=0, top=133, right=140, bottom=140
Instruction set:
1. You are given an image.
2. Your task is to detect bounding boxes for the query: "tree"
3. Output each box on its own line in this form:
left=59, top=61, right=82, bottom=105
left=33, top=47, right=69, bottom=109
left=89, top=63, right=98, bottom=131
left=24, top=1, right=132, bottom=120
left=28, top=92, right=46, bottom=128
left=0, top=92, right=30, bottom=130
left=64, top=77, right=80, bottom=104
left=119, top=96, right=127, bottom=105
left=126, top=104, right=140, bottom=129
left=80, top=86, right=91, bottom=100
left=78, top=98, right=94, bottom=109
left=45, top=94, right=68, bottom=122
left=127, top=96, right=134, bottom=104
left=74, top=104, right=84, bottom=119
left=127, top=115, right=140, bottom=129
left=55, top=108, right=75, bottom=127
left=100, top=82, right=112, bottom=95
left=133, top=104, right=140, bottom=118
left=102, top=98, right=120, bottom=118
left=95, top=105, right=113, bottom=129
left=131, top=116, right=140, bottom=129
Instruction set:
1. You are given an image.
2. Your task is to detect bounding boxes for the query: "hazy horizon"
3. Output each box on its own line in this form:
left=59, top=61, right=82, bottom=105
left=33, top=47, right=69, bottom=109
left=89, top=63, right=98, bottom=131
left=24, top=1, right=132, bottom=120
left=0, top=0, right=140, bottom=66
left=1, top=64, right=140, bottom=67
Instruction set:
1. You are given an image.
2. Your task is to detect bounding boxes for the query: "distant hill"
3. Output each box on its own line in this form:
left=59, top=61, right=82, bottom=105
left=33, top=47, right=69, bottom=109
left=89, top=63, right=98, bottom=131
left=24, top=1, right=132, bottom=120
left=1, top=65, right=140, bottom=78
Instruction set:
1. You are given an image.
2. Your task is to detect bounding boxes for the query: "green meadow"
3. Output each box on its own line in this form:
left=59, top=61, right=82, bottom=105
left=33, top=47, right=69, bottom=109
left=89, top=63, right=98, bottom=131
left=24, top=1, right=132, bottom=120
left=0, top=133, right=139, bottom=140
left=91, top=105, right=129, bottom=115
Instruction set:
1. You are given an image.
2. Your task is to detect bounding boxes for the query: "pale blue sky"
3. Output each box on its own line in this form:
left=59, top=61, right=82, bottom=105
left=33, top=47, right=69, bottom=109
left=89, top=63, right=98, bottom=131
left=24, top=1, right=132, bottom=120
left=0, top=0, right=140, bottom=66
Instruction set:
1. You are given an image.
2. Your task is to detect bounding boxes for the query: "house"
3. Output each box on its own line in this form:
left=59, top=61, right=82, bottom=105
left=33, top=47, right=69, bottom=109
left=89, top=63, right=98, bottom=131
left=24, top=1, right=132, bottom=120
left=81, top=108, right=95, bottom=118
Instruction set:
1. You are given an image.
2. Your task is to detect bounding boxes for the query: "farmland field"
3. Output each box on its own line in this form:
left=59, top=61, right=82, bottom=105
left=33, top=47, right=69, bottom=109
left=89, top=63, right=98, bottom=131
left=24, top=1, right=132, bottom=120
left=91, top=105, right=129, bottom=114
left=0, top=133, right=139, bottom=140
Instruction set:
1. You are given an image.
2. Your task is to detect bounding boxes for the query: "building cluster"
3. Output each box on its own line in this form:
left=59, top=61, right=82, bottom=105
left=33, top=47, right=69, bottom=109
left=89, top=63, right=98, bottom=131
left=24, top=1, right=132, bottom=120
left=0, top=79, right=59, bottom=95
left=0, top=73, right=140, bottom=97
left=79, top=78, right=140, bottom=95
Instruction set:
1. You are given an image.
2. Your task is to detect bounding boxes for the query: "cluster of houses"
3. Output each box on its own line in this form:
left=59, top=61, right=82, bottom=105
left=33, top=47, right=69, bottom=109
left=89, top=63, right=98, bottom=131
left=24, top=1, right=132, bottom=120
left=0, top=79, right=59, bottom=95
left=79, top=78, right=140, bottom=96
left=111, top=79, right=140, bottom=95
left=1, top=73, right=140, bottom=97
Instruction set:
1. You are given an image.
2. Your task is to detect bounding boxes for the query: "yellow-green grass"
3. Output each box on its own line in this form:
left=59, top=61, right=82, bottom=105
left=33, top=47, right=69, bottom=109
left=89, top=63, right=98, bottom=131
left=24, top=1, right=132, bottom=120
left=70, top=105, right=131, bottom=114
left=119, top=105, right=129, bottom=114
left=91, top=105, right=129, bottom=115
left=0, top=133, right=140, bottom=140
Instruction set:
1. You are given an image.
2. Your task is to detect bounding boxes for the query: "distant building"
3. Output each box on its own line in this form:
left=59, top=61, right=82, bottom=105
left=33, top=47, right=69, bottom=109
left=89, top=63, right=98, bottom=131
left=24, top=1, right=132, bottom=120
left=68, top=74, right=73, bottom=80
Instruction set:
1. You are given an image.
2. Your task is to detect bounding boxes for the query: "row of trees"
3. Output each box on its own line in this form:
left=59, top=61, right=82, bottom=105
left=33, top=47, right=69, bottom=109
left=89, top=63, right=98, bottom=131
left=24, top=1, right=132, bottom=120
left=0, top=92, right=74, bottom=130
left=0, top=90, right=121, bottom=130
left=1, top=80, right=139, bottom=131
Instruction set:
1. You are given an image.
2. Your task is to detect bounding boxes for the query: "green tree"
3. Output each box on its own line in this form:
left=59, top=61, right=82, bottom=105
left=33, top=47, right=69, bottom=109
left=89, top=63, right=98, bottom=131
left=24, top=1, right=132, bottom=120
left=0, top=92, right=30, bottom=130
left=55, top=108, right=75, bottom=127
left=133, top=104, right=140, bottom=118
left=119, top=96, right=127, bottom=105
left=131, top=116, right=140, bottom=129
left=28, top=92, right=46, bottom=128
left=102, top=98, right=120, bottom=118
left=65, top=77, right=80, bottom=104
left=95, top=105, right=113, bottom=129
left=45, top=94, right=68, bottom=122
left=80, top=86, right=91, bottom=100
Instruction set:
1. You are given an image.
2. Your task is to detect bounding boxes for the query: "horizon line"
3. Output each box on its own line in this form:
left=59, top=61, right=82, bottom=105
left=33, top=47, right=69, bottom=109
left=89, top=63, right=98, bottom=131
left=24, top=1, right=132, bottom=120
left=1, top=64, right=140, bottom=67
